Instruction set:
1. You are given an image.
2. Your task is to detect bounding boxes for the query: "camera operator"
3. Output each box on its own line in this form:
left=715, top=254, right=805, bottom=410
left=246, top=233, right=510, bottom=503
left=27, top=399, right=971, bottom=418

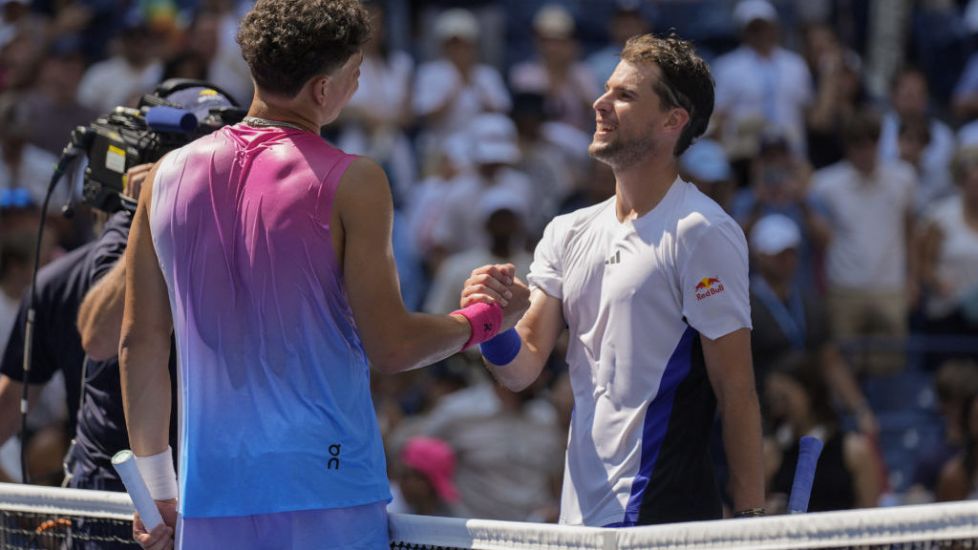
left=0, top=208, right=130, bottom=482
left=0, top=80, right=240, bottom=490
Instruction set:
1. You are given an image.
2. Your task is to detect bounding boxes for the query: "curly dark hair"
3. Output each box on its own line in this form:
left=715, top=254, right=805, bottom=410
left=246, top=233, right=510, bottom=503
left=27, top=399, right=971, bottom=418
left=237, top=0, right=371, bottom=98
left=620, top=33, right=714, bottom=156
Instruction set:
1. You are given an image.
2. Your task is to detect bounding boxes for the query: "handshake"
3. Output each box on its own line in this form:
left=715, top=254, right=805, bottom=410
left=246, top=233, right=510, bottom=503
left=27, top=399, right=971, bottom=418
left=459, top=263, right=531, bottom=333
left=452, top=263, right=532, bottom=367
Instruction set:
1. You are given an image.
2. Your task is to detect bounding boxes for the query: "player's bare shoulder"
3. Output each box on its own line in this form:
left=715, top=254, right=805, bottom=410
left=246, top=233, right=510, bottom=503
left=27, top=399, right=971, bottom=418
left=335, top=157, right=393, bottom=217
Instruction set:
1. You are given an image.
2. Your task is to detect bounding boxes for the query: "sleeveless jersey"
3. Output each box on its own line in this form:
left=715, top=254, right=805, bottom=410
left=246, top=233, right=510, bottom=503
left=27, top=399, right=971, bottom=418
left=149, top=123, right=390, bottom=518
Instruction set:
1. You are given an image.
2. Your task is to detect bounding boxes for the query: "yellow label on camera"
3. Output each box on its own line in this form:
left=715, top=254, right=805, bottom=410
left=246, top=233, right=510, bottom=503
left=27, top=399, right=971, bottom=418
left=106, top=145, right=126, bottom=174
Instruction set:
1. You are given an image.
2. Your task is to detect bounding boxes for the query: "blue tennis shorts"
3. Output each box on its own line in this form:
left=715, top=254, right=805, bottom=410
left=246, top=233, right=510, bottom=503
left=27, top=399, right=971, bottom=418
left=175, top=501, right=389, bottom=549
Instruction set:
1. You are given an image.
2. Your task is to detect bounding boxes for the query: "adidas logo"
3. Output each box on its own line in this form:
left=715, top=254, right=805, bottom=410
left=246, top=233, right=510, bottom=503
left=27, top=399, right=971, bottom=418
left=605, top=250, right=621, bottom=265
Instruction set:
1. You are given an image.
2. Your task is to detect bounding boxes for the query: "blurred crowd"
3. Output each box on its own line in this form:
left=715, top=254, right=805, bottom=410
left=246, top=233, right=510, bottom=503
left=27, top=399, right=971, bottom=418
left=3, top=0, right=978, bottom=525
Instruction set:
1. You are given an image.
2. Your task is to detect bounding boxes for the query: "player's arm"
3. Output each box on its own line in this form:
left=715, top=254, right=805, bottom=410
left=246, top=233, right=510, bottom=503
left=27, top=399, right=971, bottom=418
left=702, top=328, right=765, bottom=515
left=336, top=158, right=527, bottom=374
left=118, top=160, right=173, bottom=459
left=461, top=283, right=564, bottom=392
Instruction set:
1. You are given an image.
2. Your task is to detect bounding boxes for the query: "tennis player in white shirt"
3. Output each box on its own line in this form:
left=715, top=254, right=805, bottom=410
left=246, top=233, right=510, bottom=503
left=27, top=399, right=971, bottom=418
left=463, top=33, right=765, bottom=527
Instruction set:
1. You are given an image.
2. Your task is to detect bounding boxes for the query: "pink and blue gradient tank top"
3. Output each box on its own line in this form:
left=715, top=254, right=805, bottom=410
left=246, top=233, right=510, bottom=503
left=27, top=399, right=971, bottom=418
left=149, top=123, right=391, bottom=518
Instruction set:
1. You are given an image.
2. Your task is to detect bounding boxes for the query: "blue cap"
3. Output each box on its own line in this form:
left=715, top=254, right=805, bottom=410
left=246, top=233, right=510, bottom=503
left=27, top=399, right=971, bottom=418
left=680, top=139, right=731, bottom=182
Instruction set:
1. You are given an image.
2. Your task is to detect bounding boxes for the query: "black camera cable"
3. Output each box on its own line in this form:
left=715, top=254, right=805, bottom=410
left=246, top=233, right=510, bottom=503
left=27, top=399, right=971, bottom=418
left=18, top=128, right=92, bottom=484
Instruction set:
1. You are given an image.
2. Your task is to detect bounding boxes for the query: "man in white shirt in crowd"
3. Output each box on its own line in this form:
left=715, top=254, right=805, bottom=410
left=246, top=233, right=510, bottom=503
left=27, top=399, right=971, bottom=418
left=76, top=15, right=163, bottom=113
left=430, top=113, right=533, bottom=260
left=412, top=8, right=510, bottom=164
left=810, top=111, right=917, bottom=374
left=711, top=0, right=813, bottom=159
left=509, top=4, right=600, bottom=133
left=879, top=66, right=957, bottom=211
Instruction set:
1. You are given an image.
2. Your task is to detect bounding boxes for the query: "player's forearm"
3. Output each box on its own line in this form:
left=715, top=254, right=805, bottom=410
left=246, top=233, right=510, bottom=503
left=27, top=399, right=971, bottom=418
left=119, top=334, right=172, bottom=456
left=370, top=312, right=471, bottom=374
left=485, top=328, right=549, bottom=392
left=720, top=389, right=765, bottom=513
left=78, top=258, right=127, bottom=360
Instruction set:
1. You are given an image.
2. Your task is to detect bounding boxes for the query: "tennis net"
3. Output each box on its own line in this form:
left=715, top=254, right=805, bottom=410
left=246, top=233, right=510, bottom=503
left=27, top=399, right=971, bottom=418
left=3, top=482, right=978, bottom=549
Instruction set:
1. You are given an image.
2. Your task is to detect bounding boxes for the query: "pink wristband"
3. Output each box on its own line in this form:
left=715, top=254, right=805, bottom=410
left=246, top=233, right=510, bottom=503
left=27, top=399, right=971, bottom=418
left=452, top=302, right=504, bottom=351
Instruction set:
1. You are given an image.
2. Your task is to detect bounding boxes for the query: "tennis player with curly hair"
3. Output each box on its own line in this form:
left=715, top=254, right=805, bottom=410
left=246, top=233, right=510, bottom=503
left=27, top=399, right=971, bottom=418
left=119, top=1, right=528, bottom=548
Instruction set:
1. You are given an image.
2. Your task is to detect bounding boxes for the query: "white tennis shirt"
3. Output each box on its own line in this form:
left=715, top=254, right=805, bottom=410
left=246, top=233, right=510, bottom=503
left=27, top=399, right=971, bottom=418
left=528, top=177, right=752, bottom=526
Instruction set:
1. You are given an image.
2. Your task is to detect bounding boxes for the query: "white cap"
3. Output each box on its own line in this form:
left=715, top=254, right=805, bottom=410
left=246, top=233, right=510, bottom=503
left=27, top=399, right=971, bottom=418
left=734, top=0, right=778, bottom=29
left=750, top=214, right=801, bottom=255
left=470, top=113, right=521, bottom=165
left=533, top=4, right=575, bottom=39
left=680, top=139, right=731, bottom=182
left=434, top=8, right=479, bottom=42
left=477, top=186, right=530, bottom=226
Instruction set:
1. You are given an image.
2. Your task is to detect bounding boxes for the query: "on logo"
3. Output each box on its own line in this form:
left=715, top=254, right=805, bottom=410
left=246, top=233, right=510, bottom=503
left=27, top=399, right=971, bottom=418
left=327, top=443, right=341, bottom=470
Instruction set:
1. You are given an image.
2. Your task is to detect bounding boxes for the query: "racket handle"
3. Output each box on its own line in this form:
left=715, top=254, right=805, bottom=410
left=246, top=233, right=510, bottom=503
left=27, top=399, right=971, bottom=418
left=788, top=435, right=824, bottom=514
left=112, top=450, right=164, bottom=530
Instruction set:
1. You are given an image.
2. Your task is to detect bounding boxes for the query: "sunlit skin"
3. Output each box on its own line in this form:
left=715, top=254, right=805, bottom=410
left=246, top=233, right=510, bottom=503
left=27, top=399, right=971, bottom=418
left=588, top=59, right=691, bottom=222
left=322, top=51, right=364, bottom=124
left=589, top=61, right=683, bottom=173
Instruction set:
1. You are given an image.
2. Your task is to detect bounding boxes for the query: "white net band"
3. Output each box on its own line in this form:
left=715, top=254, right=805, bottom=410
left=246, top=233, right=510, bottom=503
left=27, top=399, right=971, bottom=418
left=4, top=483, right=978, bottom=549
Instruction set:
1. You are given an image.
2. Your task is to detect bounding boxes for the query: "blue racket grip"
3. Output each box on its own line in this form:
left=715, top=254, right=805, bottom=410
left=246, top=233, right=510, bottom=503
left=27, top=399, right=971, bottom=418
left=146, top=106, right=198, bottom=133
left=788, top=435, right=824, bottom=514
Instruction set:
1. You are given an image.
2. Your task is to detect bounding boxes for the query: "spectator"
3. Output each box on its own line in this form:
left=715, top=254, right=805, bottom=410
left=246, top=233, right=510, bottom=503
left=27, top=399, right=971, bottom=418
left=748, top=215, right=876, bottom=436
left=879, top=67, right=956, bottom=212
left=952, top=49, right=978, bottom=124
left=732, top=133, right=830, bottom=291
left=936, top=392, right=978, bottom=501
left=19, top=42, right=99, bottom=156
left=0, top=94, right=62, bottom=209
left=423, top=188, right=533, bottom=315
left=408, top=380, right=563, bottom=522
left=712, top=0, right=814, bottom=165
left=389, top=436, right=465, bottom=517
left=509, top=4, right=600, bottom=133
left=338, top=0, right=416, bottom=201
left=0, top=30, right=42, bottom=93
left=512, top=92, right=576, bottom=229
left=413, top=8, right=510, bottom=168
left=430, top=113, right=534, bottom=261
left=680, top=138, right=735, bottom=213
left=405, top=133, right=471, bottom=263
left=764, top=354, right=882, bottom=512
left=206, top=0, right=254, bottom=106
left=803, top=23, right=869, bottom=170
left=909, top=360, right=978, bottom=502
left=76, top=16, right=163, bottom=113
left=810, top=111, right=916, bottom=374
left=918, top=145, right=978, bottom=351
left=0, top=0, right=31, bottom=49
left=586, top=0, right=651, bottom=90
left=0, top=229, right=31, bottom=349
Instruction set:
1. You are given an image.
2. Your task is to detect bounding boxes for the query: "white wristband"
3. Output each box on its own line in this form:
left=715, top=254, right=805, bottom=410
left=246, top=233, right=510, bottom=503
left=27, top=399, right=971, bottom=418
left=134, top=446, right=178, bottom=501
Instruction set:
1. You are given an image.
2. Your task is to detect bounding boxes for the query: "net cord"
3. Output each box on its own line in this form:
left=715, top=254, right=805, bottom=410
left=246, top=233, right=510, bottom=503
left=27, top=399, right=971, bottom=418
left=5, top=483, right=978, bottom=549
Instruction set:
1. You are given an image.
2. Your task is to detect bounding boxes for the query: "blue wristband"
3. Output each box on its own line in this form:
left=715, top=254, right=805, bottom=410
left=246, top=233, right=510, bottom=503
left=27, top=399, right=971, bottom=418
left=479, top=328, right=521, bottom=365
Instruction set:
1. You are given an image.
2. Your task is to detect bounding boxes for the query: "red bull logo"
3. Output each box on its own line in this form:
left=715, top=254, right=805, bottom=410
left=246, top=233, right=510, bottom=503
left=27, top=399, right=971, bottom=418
left=695, top=277, right=724, bottom=301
